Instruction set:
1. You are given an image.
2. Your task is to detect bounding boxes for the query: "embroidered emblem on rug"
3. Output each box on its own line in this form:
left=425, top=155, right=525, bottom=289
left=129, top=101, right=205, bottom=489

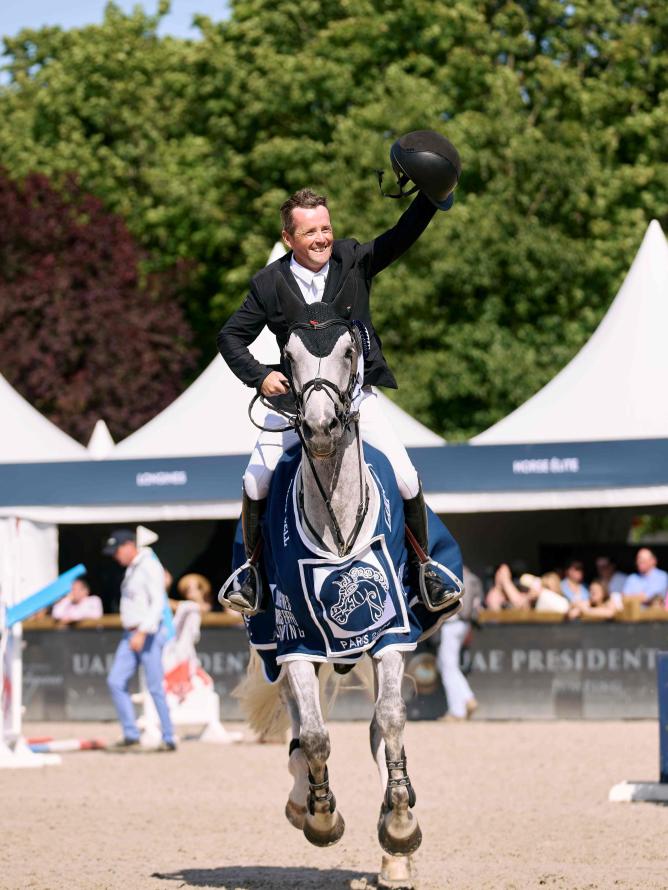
left=330, top=565, right=389, bottom=626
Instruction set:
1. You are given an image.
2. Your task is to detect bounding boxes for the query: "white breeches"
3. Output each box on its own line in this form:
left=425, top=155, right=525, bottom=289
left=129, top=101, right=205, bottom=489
left=243, top=386, right=420, bottom=501
left=437, top=618, right=474, bottom=718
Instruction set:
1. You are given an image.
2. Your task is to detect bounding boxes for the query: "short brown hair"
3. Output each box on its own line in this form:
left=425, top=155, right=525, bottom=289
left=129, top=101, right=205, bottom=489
left=280, top=188, right=328, bottom=234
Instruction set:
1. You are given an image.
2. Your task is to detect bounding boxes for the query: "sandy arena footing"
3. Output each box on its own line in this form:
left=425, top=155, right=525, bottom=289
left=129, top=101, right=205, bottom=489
left=2, top=720, right=668, bottom=889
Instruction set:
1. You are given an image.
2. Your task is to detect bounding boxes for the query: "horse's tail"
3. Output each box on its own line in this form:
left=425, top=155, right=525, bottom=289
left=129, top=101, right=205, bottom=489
left=233, top=649, right=345, bottom=741
left=233, top=649, right=291, bottom=740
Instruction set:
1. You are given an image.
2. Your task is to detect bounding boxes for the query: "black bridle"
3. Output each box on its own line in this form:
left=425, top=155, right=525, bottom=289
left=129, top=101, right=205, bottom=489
left=248, top=318, right=370, bottom=557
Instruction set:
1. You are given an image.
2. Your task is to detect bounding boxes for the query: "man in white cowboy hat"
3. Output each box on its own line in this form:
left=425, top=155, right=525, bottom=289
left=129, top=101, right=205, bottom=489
left=103, top=527, right=175, bottom=752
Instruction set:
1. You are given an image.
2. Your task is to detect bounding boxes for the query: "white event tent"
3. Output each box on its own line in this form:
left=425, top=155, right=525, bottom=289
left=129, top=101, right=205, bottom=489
left=0, top=373, right=87, bottom=598
left=419, top=218, right=668, bottom=516
left=474, top=220, right=668, bottom=446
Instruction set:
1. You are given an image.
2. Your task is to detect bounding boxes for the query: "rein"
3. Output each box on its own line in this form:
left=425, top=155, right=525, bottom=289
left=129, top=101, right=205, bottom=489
left=297, top=421, right=369, bottom=558
left=248, top=318, right=370, bottom=558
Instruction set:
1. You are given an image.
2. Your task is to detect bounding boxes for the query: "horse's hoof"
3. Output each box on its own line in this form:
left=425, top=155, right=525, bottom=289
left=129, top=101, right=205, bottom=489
left=378, top=807, right=422, bottom=857
left=303, top=810, right=345, bottom=847
left=378, top=853, right=417, bottom=890
left=285, top=798, right=306, bottom=830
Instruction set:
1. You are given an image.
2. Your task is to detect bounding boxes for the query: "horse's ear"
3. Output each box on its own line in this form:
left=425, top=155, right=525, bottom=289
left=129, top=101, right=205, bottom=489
left=330, top=273, right=355, bottom=319
left=276, top=275, right=306, bottom=325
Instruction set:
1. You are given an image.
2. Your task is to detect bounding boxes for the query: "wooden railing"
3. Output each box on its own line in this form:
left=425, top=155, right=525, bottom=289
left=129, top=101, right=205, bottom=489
left=20, top=611, right=245, bottom=630
left=479, top=595, right=668, bottom=624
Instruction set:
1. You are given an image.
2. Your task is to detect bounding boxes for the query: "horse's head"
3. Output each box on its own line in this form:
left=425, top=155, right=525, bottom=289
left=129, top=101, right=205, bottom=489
left=284, top=302, right=364, bottom=459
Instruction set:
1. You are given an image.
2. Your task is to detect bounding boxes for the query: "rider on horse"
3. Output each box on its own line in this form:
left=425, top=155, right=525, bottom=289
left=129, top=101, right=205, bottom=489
left=217, top=130, right=462, bottom=616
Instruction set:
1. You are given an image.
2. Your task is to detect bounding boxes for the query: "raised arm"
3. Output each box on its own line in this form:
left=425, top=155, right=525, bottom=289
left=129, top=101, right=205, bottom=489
left=367, top=191, right=439, bottom=277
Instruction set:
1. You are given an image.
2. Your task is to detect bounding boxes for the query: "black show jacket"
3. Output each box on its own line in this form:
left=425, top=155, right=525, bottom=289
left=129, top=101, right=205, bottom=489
left=217, top=192, right=438, bottom=391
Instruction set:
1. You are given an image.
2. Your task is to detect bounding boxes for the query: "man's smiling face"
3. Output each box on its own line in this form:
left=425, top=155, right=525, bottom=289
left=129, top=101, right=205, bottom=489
left=283, top=205, right=334, bottom=272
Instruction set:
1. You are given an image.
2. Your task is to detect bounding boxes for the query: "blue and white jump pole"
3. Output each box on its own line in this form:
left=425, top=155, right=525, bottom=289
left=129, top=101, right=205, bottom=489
left=0, top=564, right=86, bottom=769
left=609, top=651, right=668, bottom=803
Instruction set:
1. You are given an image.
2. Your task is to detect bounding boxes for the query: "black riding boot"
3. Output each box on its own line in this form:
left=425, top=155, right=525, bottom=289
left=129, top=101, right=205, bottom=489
left=226, top=492, right=267, bottom=614
left=403, top=483, right=462, bottom=612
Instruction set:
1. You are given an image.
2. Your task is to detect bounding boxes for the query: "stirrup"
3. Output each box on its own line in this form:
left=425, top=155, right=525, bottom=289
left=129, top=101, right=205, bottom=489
left=218, top=560, right=265, bottom=616
left=417, top=560, right=464, bottom=613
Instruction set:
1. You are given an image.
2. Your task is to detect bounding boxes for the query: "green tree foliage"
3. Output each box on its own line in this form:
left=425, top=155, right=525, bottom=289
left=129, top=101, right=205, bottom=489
left=1, top=1, right=666, bottom=437
left=0, top=169, right=195, bottom=443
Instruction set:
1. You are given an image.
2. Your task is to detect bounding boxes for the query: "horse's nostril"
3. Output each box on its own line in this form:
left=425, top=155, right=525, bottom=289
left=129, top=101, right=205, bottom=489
left=328, top=417, right=339, bottom=431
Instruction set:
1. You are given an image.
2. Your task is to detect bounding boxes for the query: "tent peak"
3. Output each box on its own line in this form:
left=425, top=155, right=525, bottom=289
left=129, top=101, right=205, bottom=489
left=87, top=419, right=115, bottom=459
left=473, top=218, right=668, bottom=445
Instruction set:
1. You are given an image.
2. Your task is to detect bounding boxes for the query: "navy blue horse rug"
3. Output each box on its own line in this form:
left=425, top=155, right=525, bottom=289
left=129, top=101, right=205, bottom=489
left=233, top=444, right=463, bottom=683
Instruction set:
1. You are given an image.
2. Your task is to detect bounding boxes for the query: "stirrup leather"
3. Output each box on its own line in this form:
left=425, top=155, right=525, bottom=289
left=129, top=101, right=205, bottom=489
left=405, top=524, right=464, bottom=613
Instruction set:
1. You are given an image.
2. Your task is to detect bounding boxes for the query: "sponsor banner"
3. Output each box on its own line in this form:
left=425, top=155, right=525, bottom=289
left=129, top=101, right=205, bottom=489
left=0, top=455, right=248, bottom=507
left=412, top=438, right=668, bottom=493
left=4, top=438, right=668, bottom=507
left=22, top=622, right=668, bottom=721
left=466, top=621, right=668, bottom=719
left=22, top=627, right=251, bottom=721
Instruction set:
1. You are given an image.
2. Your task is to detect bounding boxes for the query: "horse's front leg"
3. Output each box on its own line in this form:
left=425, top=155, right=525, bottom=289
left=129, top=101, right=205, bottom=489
left=285, top=659, right=345, bottom=847
left=280, top=680, right=309, bottom=830
left=371, top=649, right=422, bottom=861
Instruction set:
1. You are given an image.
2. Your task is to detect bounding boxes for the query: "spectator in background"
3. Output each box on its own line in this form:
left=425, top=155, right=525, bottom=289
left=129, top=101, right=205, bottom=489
left=438, top=566, right=481, bottom=721
left=177, top=573, right=213, bottom=614
left=103, top=528, right=175, bottom=752
left=595, top=556, right=627, bottom=594
left=569, top=580, right=621, bottom=621
left=541, top=572, right=563, bottom=595
left=484, top=563, right=534, bottom=610
left=520, top=573, right=569, bottom=614
left=52, top=577, right=103, bottom=625
left=560, top=560, right=589, bottom=603
left=623, top=548, right=668, bottom=606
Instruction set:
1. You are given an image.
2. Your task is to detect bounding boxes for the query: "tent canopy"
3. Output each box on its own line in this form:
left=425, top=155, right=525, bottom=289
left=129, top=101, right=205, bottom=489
left=0, top=372, right=87, bottom=463
left=474, top=220, right=668, bottom=445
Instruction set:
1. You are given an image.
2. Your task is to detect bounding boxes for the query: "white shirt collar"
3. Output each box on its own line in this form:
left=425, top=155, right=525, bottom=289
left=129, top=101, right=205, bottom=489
left=290, top=256, right=329, bottom=286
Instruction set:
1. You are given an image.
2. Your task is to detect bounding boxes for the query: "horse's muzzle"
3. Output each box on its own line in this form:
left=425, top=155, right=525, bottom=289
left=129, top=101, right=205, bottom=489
left=302, top=417, right=340, bottom=458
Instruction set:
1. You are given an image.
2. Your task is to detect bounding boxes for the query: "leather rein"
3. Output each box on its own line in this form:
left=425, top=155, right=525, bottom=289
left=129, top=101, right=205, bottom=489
left=248, top=318, right=370, bottom=557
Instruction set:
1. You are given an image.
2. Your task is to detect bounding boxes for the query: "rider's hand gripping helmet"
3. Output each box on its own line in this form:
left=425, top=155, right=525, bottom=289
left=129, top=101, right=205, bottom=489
left=379, top=129, right=461, bottom=210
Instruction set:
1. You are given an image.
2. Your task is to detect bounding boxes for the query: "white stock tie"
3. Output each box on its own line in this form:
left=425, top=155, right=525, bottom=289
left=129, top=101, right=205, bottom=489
left=311, top=273, right=325, bottom=303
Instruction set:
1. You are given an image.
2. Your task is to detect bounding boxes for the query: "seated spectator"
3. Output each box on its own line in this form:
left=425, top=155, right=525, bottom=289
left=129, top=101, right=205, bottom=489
left=560, top=560, right=589, bottom=602
left=176, top=573, right=213, bottom=614
left=51, top=577, right=103, bottom=625
left=541, top=572, right=563, bottom=595
left=623, top=548, right=668, bottom=606
left=485, top=564, right=534, bottom=610
left=520, top=573, right=569, bottom=614
left=569, top=580, right=621, bottom=621
left=595, top=556, right=627, bottom=594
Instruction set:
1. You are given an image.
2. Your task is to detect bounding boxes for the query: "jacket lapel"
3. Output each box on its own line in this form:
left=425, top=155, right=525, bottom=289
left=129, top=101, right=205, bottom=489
left=278, top=255, right=305, bottom=302
left=322, top=254, right=341, bottom=303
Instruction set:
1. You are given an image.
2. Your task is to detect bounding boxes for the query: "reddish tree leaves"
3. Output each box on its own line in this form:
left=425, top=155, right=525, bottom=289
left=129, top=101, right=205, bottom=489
left=0, top=170, right=196, bottom=443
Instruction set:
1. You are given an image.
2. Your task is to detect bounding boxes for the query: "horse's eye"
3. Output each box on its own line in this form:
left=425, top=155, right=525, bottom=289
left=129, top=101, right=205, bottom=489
left=344, top=348, right=353, bottom=360
left=284, top=351, right=293, bottom=364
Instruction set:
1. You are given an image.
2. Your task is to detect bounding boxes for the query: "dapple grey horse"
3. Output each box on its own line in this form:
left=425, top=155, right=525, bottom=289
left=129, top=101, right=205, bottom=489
left=235, top=311, right=444, bottom=889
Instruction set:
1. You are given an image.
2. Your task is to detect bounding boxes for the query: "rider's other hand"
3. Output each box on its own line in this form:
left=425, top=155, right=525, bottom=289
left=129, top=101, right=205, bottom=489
left=261, top=371, right=290, bottom=397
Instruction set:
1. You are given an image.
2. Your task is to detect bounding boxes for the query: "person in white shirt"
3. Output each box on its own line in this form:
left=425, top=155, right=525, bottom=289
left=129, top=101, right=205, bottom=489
left=51, top=577, right=103, bottom=624
left=104, top=529, right=175, bottom=752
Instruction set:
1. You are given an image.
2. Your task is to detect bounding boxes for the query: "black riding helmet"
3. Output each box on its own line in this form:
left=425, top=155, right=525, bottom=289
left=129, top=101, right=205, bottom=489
left=382, top=129, right=461, bottom=210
